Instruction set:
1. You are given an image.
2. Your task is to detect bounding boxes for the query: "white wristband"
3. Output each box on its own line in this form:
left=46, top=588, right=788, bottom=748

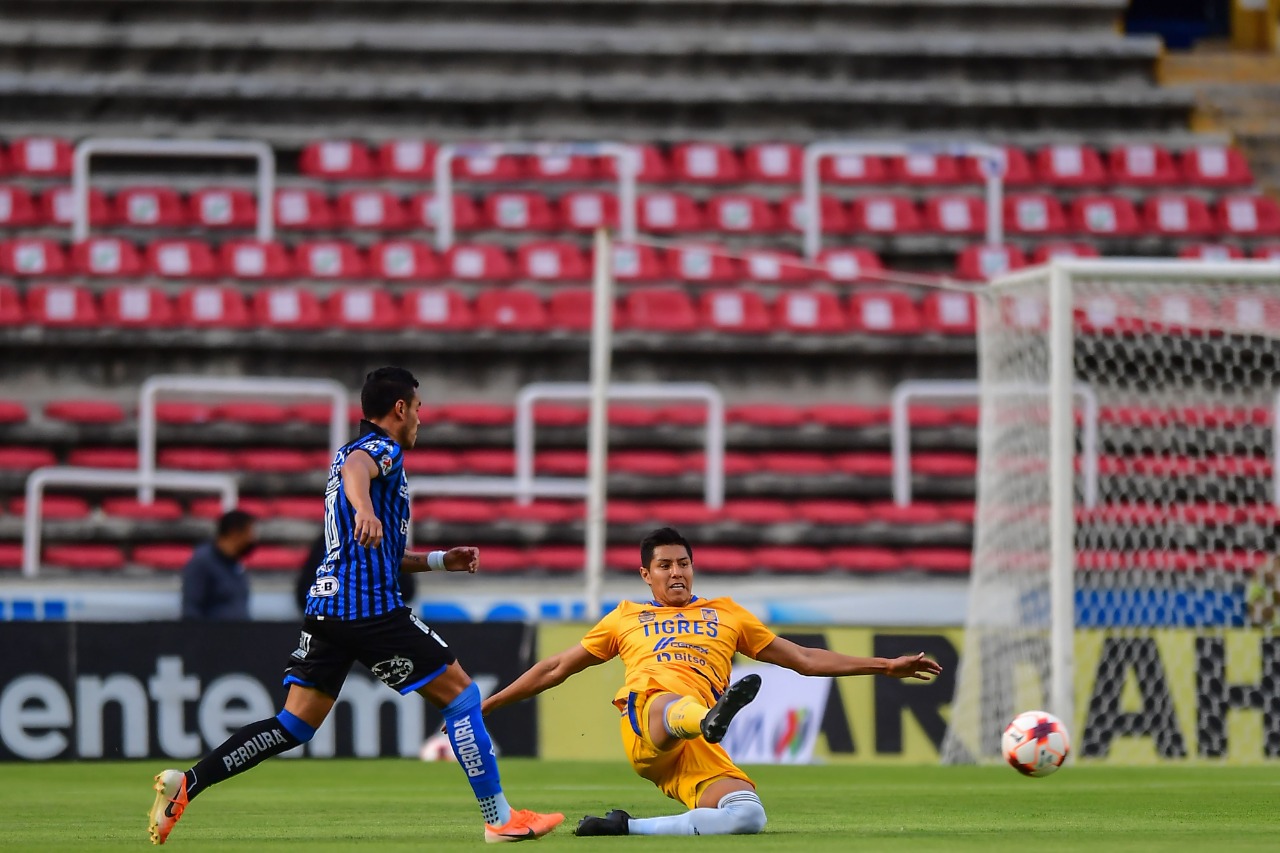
left=427, top=550, right=447, bottom=572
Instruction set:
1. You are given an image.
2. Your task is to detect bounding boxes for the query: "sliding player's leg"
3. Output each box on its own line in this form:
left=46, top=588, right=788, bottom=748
left=647, top=674, right=762, bottom=746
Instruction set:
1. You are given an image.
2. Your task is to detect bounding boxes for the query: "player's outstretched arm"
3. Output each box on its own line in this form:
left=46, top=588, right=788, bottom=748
left=401, top=546, right=480, bottom=574
left=482, top=644, right=606, bottom=715
left=754, top=636, right=942, bottom=681
left=341, top=451, right=383, bottom=547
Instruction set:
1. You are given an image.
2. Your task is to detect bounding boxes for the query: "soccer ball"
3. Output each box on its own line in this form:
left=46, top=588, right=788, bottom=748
left=419, top=733, right=457, bottom=762
left=1002, top=710, right=1070, bottom=777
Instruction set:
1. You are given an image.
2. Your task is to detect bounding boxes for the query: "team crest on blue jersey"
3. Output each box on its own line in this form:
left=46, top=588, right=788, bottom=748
left=371, top=655, right=414, bottom=688
left=379, top=453, right=393, bottom=476
left=701, top=608, right=718, bottom=622
left=638, top=611, right=655, bottom=623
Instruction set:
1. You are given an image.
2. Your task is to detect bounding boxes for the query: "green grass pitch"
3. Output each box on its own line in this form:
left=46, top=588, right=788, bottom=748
left=1, top=760, right=1276, bottom=851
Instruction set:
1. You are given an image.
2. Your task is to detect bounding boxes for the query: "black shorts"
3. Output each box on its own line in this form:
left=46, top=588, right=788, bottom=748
left=282, top=607, right=457, bottom=699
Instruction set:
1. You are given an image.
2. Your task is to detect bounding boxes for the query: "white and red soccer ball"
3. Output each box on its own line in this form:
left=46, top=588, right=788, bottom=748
left=1002, top=710, right=1070, bottom=777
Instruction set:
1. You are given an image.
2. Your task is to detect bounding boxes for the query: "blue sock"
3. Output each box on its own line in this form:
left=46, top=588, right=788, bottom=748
left=441, top=682, right=511, bottom=825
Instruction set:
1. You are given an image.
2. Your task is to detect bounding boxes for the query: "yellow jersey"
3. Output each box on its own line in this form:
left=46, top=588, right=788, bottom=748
left=579, top=596, right=777, bottom=710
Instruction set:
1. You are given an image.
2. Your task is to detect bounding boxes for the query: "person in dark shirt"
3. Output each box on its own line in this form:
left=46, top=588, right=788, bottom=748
left=180, top=509, right=257, bottom=621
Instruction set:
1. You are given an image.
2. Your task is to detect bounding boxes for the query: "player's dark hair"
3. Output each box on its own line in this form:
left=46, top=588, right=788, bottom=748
left=361, top=366, right=420, bottom=419
left=216, top=509, right=256, bottom=537
left=640, top=527, right=693, bottom=568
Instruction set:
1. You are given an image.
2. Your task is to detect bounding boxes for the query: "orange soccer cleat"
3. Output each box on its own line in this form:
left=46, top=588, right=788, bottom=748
left=147, top=769, right=189, bottom=845
left=484, top=808, right=565, bottom=843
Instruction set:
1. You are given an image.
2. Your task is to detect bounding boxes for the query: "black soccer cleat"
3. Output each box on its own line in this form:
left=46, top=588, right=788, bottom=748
left=701, top=673, right=762, bottom=744
left=574, top=809, right=631, bottom=836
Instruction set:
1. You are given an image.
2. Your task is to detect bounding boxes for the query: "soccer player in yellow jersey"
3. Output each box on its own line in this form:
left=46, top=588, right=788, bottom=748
left=482, top=527, right=943, bottom=837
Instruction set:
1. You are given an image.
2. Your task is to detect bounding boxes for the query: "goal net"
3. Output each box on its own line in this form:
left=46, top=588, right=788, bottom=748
left=942, top=259, right=1280, bottom=765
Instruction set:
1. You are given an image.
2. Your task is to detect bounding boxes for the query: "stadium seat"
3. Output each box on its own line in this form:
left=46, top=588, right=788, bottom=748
left=1254, top=244, right=1280, bottom=261
left=529, top=152, right=598, bottom=181
left=176, top=285, right=251, bottom=328
left=533, top=403, right=589, bottom=428
left=44, top=398, right=125, bottom=424
left=0, top=284, right=25, bottom=325
left=756, top=450, right=831, bottom=478
left=188, top=496, right=271, bottom=518
left=1069, top=196, right=1141, bottom=236
left=728, top=403, right=805, bottom=428
left=102, top=496, right=183, bottom=522
left=410, top=193, right=483, bottom=231
left=849, top=196, right=922, bottom=233
left=780, top=194, right=850, bottom=233
left=0, top=446, right=58, bottom=471
left=327, top=288, right=401, bottom=330
left=805, top=403, right=888, bottom=428
left=294, top=240, right=368, bottom=279
left=558, top=191, right=619, bottom=231
left=913, top=452, right=978, bottom=477
left=1143, top=194, right=1216, bottom=237
left=819, top=153, right=888, bottom=184
left=794, top=500, right=872, bottom=525
left=402, top=449, right=464, bottom=476
left=1035, top=144, right=1107, bottom=186
left=516, top=241, right=591, bottom=282
left=608, top=405, right=660, bottom=428
left=667, top=244, right=740, bottom=284
left=251, top=286, right=327, bottom=329
left=817, top=248, right=884, bottom=283
left=376, top=140, right=437, bottom=178
left=0, top=399, right=26, bottom=423
left=1108, top=144, right=1178, bottom=185
left=722, top=499, right=795, bottom=525
left=39, top=186, right=110, bottom=227
left=289, top=401, right=362, bottom=426
left=44, top=544, right=126, bottom=571
left=499, top=499, right=583, bottom=523
left=8, top=494, right=90, bottom=518
left=848, top=290, right=923, bottom=334
left=131, top=544, right=198, bottom=571
left=1179, top=244, right=1244, bottom=261
left=453, top=151, right=524, bottom=181
left=827, top=547, right=903, bottom=573
left=0, top=238, right=68, bottom=276
left=955, top=244, right=1027, bottom=281
left=743, top=143, right=802, bottom=182
left=706, top=194, right=779, bottom=233
left=774, top=290, right=846, bottom=333
left=1217, top=195, right=1280, bottom=236
left=1030, top=242, right=1101, bottom=264
left=740, top=250, right=813, bottom=284
left=602, top=144, right=670, bottom=182
left=275, top=189, right=334, bottom=230
left=755, top=546, right=830, bottom=573
left=418, top=497, right=503, bottom=524
left=1221, top=292, right=1280, bottom=331
left=67, top=447, right=139, bottom=468
left=700, top=290, right=770, bottom=334
left=0, top=185, right=37, bottom=227
left=459, top=447, right=516, bottom=475
left=9, top=137, right=73, bottom=177
left=335, top=190, right=409, bottom=230
left=1181, top=146, right=1253, bottom=186
left=901, top=548, right=971, bottom=573
left=959, top=146, right=1034, bottom=186
left=921, top=291, right=977, bottom=335
left=299, top=140, right=376, bottom=179
left=401, top=287, right=474, bottom=330
left=445, top=244, right=516, bottom=281
left=1004, top=194, right=1068, bottom=235
left=114, top=187, right=186, bottom=227
left=25, top=284, right=99, bottom=326
left=671, top=142, right=741, bottom=183
left=484, top=191, right=559, bottom=231
left=536, top=449, right=587, bottom=476
left=473, top=289, right=549, bottom=331
left=438, top=403, right=513, bottom=428
left=71, top=237, right=144, bottom=277
left=243, top=546, right=309, bottom=573
left=220, top=240, right=294, bottom=279
left=688, top=546, right=756, bottom=574
left=1145, top=291, right=1215, bottom=331
left=189, top=187, right=257, bottom=229
left=146, top=239, right=221, bottom=278
left=890, top=153, right=963, bottom=184
left=639, top=192, right=704, bottom=231
left=101, top=285, right=175, bottom=327
left=610, top=243, right=666, bottom=282
left=237, top=448, right=323, bottom=473
left=547, top=289, right=606, bottom=331
left=1076, top=293, right=1141, bottom=334
left=369, top=241, right=441, bottom=281
left=624, top=288, right=698, bottom=332
left=923, top=195, right=986, bottom=234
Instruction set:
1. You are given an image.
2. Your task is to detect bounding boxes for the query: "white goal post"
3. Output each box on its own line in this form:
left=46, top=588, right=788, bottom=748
left=943, top=258, right=1280, bottom=766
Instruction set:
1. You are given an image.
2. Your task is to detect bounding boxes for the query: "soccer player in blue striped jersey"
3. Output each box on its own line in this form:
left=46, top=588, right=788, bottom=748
left=149, top=367, right=563, bottom=845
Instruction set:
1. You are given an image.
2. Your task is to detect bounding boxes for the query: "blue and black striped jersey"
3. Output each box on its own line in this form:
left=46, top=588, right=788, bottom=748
left=305, top=421, right=410, bottom=620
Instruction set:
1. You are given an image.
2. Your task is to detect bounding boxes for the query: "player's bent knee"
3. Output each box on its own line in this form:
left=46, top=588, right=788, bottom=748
left=720, top=791, right=767, bottom=834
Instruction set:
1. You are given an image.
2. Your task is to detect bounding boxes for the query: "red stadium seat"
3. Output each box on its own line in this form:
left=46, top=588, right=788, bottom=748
left=794, top=500, right=872, bottom=525
left=132, top=544, right=195, bottom=572
left=0, top=446, right=58, bottom=471
left=611, top=243, right=666, bottom=282
left=335, top=190, right=409, bottom=230
left=1, top=239, right=68, bottom=276
left=700, top=290, right=770, bottom=333
left=10, top=137, right=73, bottom=176
left=1108, top=144, right=1178, bottom=185
left=529, top=152, right=598, bottom=181
left=820, top=153, right=888, bottom=184
left=0, top=186, right=37, bottom=227
left=848, top=290, right=923, bottom=334
left=1221, top=292, right=1280, bottom=331
left=1004, top=194, right=1068, bottom=235
left=743, top=143, right=802, bottom=182
left=369, top=241, right=441, bottom=281
left=611, top=450, right=685, bottom=477
left=26, top=284, right=99, bottom=326
left=237, top=448, right=323, bottom=473
left=1035, top=144, right=1107, bottom=186
left=327, top=288, right=401, bottom=330
left=71, top=237, right=143, bottom=277
left=722, top=499, right=795, bottom=525
left=483, top=192, right=559, bottom=230
left=409, top=193, right=483, bottom=231
left=960, top=146, right=1035, bottom=185
left=805, top=403, right=887, bottom=428
left=559, top=191, right=619, bottom=231
left=547, top=289, right=603, bottom=331
left=114, top=187, right=186, bottom=227
left=102, top=496, right=184, bottom=521
left=1146, top=291, right=1215, bottom=331
left=850, top=196, right=922, bottom=234
left=780, top=194, right=850, bottom=234
left=0, top=285, right=24, bottom=325
left=1076, top=292, right=1142, bottom=334
left=44, top=544, right=126, bottom=572
left=441, top=403, right=513, bottom=427
left=153, top=402, right=215, bottom=425
left=624, top=288, right=698, bottom=332
left=608, top=405, right=660, bottom=428
left=1179, top=244, right=1244, bottom=262
left=831, top=453, right=894, bottom=478
left=955, top=244, right=1027, bottom=281
left=533, top=403, right=589, bottom=427
left=294, top=240, right=368, bottom=279
left=536, top=449, right=587, bottom=476
left=889, top=153, right=963, bottom=184
left=1143, top=194, right=1216, bottom=237
left=740, top=250, right=813, bottom=284
left=517, top=241, right=591, bottom=282
left=189, top=187, right=257, bottom=229
left=1217, top=195, right=1280, bottom=236
left=8, top=495, right=90, bottom=520
left=671, top=142, right=741, bottom=183
left=376, top=140, right=437, bottom=178
left=667, top=244, right=739, bottom=284
left=602, top=144, right=670, bottom=182
left=913, top=452, right=978, bottom=477
left=459, top=447, right=516, bottom=475
left=774, top=290, right=846, bottom=333
left=176, top=285, right=251, bottom=328
left=818, top=248, right=884, bottom=283
left=274, top=189, right=334, bottom=230
left=1181, top=146, right=1252, bottom=187
left=299, top=140, right=376, bottom=179
left=1254, top=244, right=1280, bottom=261
left=639, top=192, right=703, bottom=232
left=473, top=289, right=549, bottom=331
left=921, top=291, right=977, bottom=335
left=688, top=547, right=755, bottom=574
left=188, top=496, right=271, bottom=518
left=728, top=403, right=805, bottom=428
left=901, top=548, right=971, bottom=574
left=445, top=244, right=516, bottom=281
left=828, top=547, right=903, bottom=573
left=754, top=546, right=830, bottom=573
left=39, top=186, right=109, bottom=227
left=706, top=194, right=779, bottom=233
left=1030, top=242, right=1101, bottom=264
left=146, top=240, right=221, bottom=278
left=219, top=240, right=294, bottom=279
left=402, top=449, right=463, bottom=476
left=101, top=285, right=175, bottom=327
left=243, top=546, right=309, bottom=573
left=251, top=286, right=327, bottom=329
left=0, top=399, right=26, bottom=423
left=263, top=497, right=323, bottom=522
left=924, top=195, right=986, bottom=234
left=44, top=399, right=125, bottom=424
left=452, top=151, right=524, bottom=181
left=417, top=497, right=502, bottom=524
left=401, top=287, right=474, bottom=330
left=1070, top=195, right=1142, bottom=235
